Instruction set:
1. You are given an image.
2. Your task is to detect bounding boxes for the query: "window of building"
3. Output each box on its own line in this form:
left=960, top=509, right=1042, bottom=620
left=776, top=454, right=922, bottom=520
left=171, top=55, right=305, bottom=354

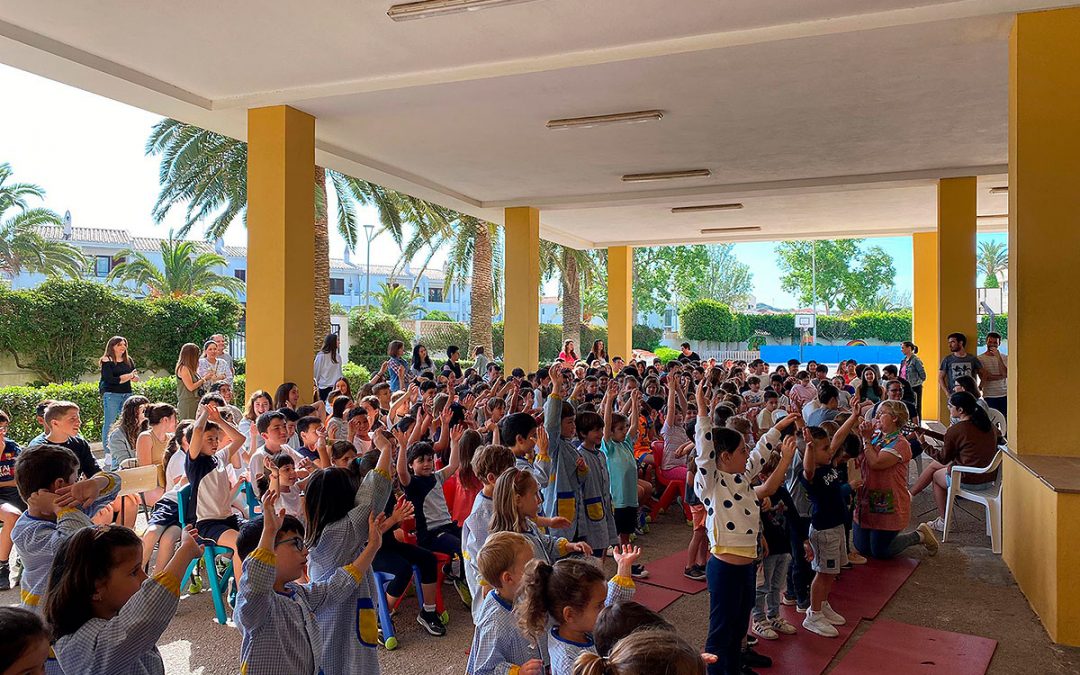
left=234, top=269, right=246, bottom=282
left=663, top=309, right=678, bottom=330
left=329, top=278, right=345, bottom=295
left=94, top=255, right=111, bottom=278
left=428, top=286, right=444, bottom=303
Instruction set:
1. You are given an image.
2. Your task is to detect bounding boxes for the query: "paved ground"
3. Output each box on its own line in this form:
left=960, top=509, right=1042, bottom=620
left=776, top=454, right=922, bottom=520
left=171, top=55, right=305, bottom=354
left=4, top=466, right=1079, bottom=674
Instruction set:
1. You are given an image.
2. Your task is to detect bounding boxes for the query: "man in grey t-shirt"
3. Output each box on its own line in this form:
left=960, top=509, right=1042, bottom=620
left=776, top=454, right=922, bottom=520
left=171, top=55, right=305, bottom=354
left=939, top=332, right=982, bottom=397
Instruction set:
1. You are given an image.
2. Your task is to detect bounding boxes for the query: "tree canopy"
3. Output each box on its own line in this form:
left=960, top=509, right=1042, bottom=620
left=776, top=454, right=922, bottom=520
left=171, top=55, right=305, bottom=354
left=633, top=244, right=753, bottom=316
left=774, top=239, right=896, bottom=315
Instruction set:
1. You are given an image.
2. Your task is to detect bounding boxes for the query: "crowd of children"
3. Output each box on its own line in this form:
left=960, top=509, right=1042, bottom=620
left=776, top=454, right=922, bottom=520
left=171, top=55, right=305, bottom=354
left=0, top=334, right=946, bottom=675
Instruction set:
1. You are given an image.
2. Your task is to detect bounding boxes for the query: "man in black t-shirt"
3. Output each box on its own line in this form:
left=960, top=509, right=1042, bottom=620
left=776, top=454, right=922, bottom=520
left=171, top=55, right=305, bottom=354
left=680, top=342, right=701, bottom=362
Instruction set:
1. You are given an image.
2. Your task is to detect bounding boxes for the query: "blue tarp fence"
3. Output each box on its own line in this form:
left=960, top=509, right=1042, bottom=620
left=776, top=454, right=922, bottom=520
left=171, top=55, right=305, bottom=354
left=759, top=345, right=904, bottom=364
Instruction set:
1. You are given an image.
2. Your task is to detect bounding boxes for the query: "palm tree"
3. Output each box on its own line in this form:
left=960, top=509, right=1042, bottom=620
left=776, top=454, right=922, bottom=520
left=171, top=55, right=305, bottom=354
left=977, top=240, right=1008, bottom=288
left=147, top=119, right=410, bottom=349
left=541, top=241, right=601, bottom=355
left=108, top=234, right=244, bottom=297
left=390, top=207, right=501, bottom=357
left=0, top=163, right=85, bottom=279
left=373, top=282, right=423, bottom=320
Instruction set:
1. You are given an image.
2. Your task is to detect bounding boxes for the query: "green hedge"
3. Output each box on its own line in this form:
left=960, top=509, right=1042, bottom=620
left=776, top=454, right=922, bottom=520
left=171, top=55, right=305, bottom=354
left=679, top=300, right=915, bottom=344
left=417, top=321, right=471, bottom=357
left=0, top=279, right=241, bottom=383
left=978, top=314, right=1007, bottom=344
left=347, top=310, right=411, bottom=364
left=632, top=325, right=663, bottom=352
left=0, top=374, right=246, bottom=445
left=654, top=347, right=681, bottom=364
left=341, top=362, right=372, bottom=393
left=492, top=323, right=658, bottom=361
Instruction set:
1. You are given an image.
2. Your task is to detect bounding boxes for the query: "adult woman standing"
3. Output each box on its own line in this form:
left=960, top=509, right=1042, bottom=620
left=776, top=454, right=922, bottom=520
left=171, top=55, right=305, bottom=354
left=911, top=392, right=1000, bottom=531
left=313, top=333, right=343, bottom=401
left=557, top=339, right=578, bottom=364
left=586, top=340, right=608, bottom=366
left=100, top=336, right=139, bottom=454
left=852, top=400, right=939, bottom=559
left=197, top=339, right=232, bottom=386
left=900, top=341, right=927, bottom=418
left=387, top=340, right=410, bottom=392
left=135, top=403, right=177, bottom=508
left=175, top=343, right=209, bottom=420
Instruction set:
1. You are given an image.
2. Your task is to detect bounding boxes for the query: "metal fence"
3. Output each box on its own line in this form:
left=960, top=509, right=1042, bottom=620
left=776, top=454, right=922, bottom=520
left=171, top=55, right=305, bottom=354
left=230, top=333, right=246, bottom=360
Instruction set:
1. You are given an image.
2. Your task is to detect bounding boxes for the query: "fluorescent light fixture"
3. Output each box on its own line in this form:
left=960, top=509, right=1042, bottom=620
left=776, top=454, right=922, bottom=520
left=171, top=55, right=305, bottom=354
left=699, top=226, right=761, bottom=234
left=671, top=203, right=743, bottom=213
left=547, top=110, right=664, bottom=130
left=622, top=169, right=711, bottom=183
left=388, top=0, right=539, bottom=21
left=988, top=186, right=1008, bottom=195
left=977, top=214, right=1008, bottom=220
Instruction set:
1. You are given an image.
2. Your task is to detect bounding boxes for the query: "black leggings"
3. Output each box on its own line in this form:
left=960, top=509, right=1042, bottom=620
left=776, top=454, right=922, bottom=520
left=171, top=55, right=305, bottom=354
left=373, top=537, right=438, bottom=598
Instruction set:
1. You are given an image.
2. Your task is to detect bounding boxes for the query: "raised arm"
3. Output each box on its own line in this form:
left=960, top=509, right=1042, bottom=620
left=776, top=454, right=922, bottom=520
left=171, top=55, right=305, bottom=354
left=444, top=424, right=464, bottom=476
left=207, top=404, right=245, bottom=466
left=829, top=406, right=865, bottom=455
left=602, top=382, right=616, bottom=443
left=188, top=408, right=209, bottom=460
left=754, top=435, right=796, bottom=499
left=396, top=424, right=412, bottom=486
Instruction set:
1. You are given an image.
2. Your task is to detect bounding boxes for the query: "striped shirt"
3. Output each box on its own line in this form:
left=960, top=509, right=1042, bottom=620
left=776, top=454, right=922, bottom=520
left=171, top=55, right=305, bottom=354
left=235, top=547, right=365, bottom=675
left=54, top=572, right=180, bottom=675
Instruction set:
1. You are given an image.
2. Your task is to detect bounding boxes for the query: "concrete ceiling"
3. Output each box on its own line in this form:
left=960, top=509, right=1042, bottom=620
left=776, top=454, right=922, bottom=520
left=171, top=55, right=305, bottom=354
left=0, top=0, right=1055, bottom=248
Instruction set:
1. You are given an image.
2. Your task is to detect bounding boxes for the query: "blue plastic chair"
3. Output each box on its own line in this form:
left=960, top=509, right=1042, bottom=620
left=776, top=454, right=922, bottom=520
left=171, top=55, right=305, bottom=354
left=371, top=567, right=431, bottom=650
left=177, top=485, right=236, bottom=625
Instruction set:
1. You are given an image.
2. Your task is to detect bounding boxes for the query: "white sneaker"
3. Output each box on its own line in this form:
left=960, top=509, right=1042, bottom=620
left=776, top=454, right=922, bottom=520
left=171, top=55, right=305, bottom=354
left=752, top=620, right=778, bottom=640
left=771, top=617, right=798, bottom=635
left=819, top=601, right=846, bottom=626
left=918, top=522, right=940, bottom=556
left=802, top=610, right=839, bottom=638
left=926, top=516, right=945, bottom=531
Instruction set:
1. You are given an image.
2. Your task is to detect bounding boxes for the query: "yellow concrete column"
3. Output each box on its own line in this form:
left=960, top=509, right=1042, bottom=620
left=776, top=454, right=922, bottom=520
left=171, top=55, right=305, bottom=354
left=1003, top=6, right=1080, bottom=647
left=503, top=207, right=540, bottom=372
left=911, top=232, right=940, bottom=422
left=246, top=106, right=315, bottom=401
left=935, top=177, right=978, bottom=422
left=607, top=247, right=633, bottom=362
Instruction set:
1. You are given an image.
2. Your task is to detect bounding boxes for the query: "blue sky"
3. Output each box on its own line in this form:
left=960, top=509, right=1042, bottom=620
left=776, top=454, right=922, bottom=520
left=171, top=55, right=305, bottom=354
left=1, top=63, right=1005, bottom=308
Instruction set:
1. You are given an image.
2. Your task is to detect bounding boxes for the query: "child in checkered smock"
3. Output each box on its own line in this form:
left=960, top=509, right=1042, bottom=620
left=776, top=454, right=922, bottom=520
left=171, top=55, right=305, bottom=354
left=466, top=532, right=541, bottom=675
left=45, top=524, right=204, bottom=675
left=233, top=490, right=384, bottom=675
left=516, top=546, right=640, bottom=675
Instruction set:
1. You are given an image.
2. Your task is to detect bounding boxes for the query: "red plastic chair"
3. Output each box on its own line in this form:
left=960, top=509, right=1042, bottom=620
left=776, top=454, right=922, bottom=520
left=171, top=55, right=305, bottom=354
left=650, top=440, right=691, bottom=522
left=398, top=516, right=449, bottom=621
left=443, top=474, right=458, bottom=516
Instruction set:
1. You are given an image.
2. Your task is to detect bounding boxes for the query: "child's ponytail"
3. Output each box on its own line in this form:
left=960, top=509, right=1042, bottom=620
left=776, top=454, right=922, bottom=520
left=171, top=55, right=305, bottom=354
left=44, top=525, right=143, bottom=639
left=574, top=652, right=613, bottom=675
left=516, top=557, right=605, bottom=644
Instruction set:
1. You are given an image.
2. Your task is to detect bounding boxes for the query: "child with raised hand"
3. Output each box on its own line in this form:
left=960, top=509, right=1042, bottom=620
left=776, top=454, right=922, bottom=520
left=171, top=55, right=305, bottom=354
left=304, top=428, right=394, bottom=672
left=0, top=606, right=50, bottom=675
left=184, top=403, right=246, bottom=578
left=463, top=444, right=517, bottom=621
left=601, top=384, right=647, bottom=578
left=11, top=445, right=121, bottom=613
left=45, top=523, right=204, bottom=675
left=234, top=490, right=384, bottom=675
left=572, top=402, right=618, bottom=559
left=490, top=467, right=591, bottom=564
left=693, top=368, right=796, bottom=675
left=516, top=545, right=640, bottom=675
left=540, top=362, right=589, bottom=545
left=799, top=422, right=853, bottom=638
left=466, top=532, right=544, bottom=675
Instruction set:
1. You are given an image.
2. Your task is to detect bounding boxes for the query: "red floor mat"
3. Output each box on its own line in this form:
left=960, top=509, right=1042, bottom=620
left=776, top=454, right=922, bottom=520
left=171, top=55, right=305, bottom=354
left=631, top=582, right=684, bottom=613
left=831, top=619, right=997, bottom=675
left=639, top=551, right=708, bottom=594
left=828, top=557, right=919, bottom=620
left=753, top=616, right=861, bottom=675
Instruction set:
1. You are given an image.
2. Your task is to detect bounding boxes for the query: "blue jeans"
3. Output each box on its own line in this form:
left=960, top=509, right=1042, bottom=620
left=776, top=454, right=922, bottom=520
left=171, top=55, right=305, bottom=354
left=102, top=391, right=130, bottom=456
left=753, top=553, right=791, bottom=621
left=706, top=557, right=756, bottom=675
left=852, top=523, right=921, bottom=559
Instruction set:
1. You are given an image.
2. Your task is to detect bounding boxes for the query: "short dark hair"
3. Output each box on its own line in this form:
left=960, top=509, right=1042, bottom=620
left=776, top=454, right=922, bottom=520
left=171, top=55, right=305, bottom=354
left=763, top=390, right=779, bottom=401
left=815, top=364, right=828, bottom=374
left=237, top=514, right=305, bottom=561
left=947, top=332, right=968, bottom=346
left=295, top=404, right=319, bottom=418
left=14, top=445, right=79, bottom=499
left=0, top=606, right=49, bottom=668
left=500, top=412, right=538, bottom=447
left=406, top=441, right=435, bottom=465
left=574, top=411, right=604, bottom=439
left=277, top=407, right=300, bottom=423
left=594, top=601, right=674, bottom=657
left=296, top=415, right=321, bottom=435
left=446, top=345, right=459, bottom=358
left=256, top=410, right=286, bottom=434
left=882, top=364, right=898, bottom=377
left=987, top=331, right=1002, bottom=340
left=817, top=385, right=839, bottom=405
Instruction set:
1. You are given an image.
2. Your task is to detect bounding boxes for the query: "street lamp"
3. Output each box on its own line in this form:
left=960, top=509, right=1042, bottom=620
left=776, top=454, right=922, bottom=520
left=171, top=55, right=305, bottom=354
left=363, top=224, right=376, bottom=310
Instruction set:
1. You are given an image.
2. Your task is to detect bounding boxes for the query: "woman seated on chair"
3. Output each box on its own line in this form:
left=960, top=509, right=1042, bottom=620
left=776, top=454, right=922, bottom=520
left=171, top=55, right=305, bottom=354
left=850, top=400, right=939, bottom=559
left=910, top=392, right=1000, bottom=532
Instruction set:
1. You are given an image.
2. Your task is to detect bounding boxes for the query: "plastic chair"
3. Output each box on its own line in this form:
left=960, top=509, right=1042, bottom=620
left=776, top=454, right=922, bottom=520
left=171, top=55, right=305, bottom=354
left=942, top=449, right=1003, bottom=554
left=176, top=485, right=236, bottom=624
left=371, top=566, right=432, bottom=650
left=399, top=516, right=450, bottom=620
left=443, top=474, right=458, bottom=516
left=650, top=441, right=690, bottom=522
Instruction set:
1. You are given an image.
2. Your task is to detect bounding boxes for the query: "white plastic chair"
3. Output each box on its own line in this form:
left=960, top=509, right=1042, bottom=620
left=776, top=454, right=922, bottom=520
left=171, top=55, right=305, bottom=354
left=942, top=449, right=1003, bottom=554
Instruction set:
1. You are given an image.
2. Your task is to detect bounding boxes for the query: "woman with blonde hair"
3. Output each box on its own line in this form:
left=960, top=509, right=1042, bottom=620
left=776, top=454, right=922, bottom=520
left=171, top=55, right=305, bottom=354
left=174, top=342, right=207, bottom=420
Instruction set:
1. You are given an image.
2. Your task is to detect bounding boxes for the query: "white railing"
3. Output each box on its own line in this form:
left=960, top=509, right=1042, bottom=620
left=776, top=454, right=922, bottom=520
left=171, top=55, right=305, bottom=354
left=701, top=350, right=761, bottom=362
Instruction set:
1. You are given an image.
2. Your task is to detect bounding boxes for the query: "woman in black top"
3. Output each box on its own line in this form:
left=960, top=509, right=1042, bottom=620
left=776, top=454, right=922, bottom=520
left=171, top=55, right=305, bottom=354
left=100, top=335, right=139, bottom=455
left=586, top=339, right=608, bottom=365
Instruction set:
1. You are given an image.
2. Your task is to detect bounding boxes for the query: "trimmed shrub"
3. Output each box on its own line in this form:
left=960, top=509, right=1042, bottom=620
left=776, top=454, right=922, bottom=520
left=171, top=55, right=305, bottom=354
left=342, top=361, right=372, bottom=393
left=417, top=321, right=470, bottom=357
left=978, top=314, right=1007, bottom=345
left=680, top=300, right=737, bottom=342
left=232, top=357, right=245, bottom=376
left=632, top=324, right=663, bottom=351
left=654, top=346, right=681, bottom=364
left=423, top=309, right=453, bottom=321
left=348, top=310, right=411, bottom=364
